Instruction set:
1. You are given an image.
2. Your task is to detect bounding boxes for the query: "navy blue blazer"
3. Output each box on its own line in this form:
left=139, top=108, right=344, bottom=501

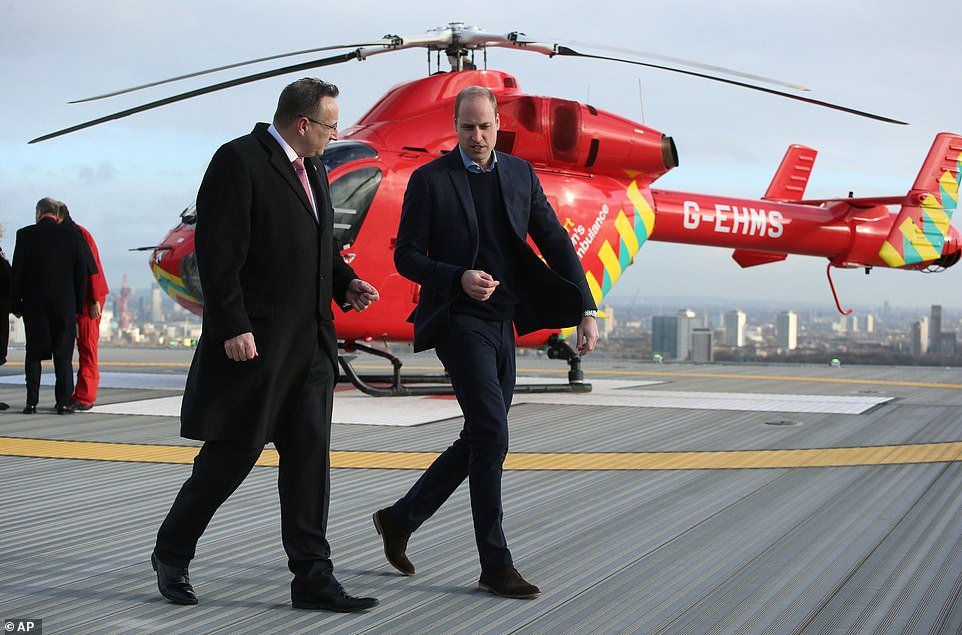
left=395, top=149, right=595, bottom=352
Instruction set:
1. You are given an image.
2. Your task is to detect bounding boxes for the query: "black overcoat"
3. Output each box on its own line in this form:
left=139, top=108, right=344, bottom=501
left=10, top=218, right=86, bottom=359
left=0, top=252, right=10, bottom=363
left=181, top=123, right=356, bottom=447
left=395, top=149, right=596, bottom=352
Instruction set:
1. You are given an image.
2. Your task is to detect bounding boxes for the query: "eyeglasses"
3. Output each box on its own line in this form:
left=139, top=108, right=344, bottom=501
left=300, top=114, right=338, bottom=132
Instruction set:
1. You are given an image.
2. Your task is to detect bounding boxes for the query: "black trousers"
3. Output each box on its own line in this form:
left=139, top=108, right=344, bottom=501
left=391, top=314, right=516, bottom=571
left=155, top=336, right=337, bottom=587
left=25, top=356, right=73, bottom=407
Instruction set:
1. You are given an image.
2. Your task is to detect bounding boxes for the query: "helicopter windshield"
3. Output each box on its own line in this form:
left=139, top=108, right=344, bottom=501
left=330, top=166, right=382, bottom=249
left=320, top=141, right=377, bottom=173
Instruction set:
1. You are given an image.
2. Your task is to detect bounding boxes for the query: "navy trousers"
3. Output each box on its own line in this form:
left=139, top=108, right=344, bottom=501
left=391, top=314, right=516, bottom=571
left=155, top=334, right=336, bottom=588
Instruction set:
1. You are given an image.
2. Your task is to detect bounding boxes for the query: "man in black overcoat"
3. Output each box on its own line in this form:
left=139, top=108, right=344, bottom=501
left=0, top=230, right=10, bottom=410
left=151, top=78, right=380, bottom=612
left=373, top=86, right=599, bottom=598
left=10, top=198, right=87, bottom=415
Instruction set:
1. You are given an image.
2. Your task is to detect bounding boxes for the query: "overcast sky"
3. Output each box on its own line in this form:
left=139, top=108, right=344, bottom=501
left=2, top=0, right=960, bottom=313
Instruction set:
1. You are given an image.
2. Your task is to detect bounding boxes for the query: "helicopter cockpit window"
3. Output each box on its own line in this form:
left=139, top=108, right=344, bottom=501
left=330, top=167, right=382, bottom=248
left=320, top=141, right=378, bottom=173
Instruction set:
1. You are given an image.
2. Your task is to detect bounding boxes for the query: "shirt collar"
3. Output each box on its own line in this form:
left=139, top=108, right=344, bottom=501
left=458, top=144, right=498, bottom=173
left=267, top=123, right=299, bottom=163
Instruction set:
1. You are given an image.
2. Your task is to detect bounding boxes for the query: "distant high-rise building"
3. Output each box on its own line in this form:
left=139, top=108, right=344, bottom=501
left=599, top=304, right=615, bottom=339
left=777, top=311, right=798, bottom=351
left=691, top=328, right=713, bottom=363
left=118, top=274, right=133, bottom=330
left=677, top=309, right=696, bottom=361
left=652, top=316, right=678, bottom=359
left=151, top=284, right=164, bottom=323
left=911, top=317, right=929, bottom=356
left=865, top=314, right=875, bottom=334
left=930, top=305, right=942, bottom=353
left=848, top=314, right=859, bottom=333
left=724, top=310, right=746, bottom=347
left=939, top=332, right=958, bottom=356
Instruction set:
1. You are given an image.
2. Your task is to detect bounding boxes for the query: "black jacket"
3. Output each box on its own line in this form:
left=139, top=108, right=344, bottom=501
left=395, top=149, right=594, bottom=352
left=10, top=218, right=86, bottom=359
left=181, top=123, right=357, bottom=446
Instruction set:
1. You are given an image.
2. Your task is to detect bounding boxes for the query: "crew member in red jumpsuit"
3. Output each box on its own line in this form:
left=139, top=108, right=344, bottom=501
left=60, top=204, right=108, bottom=410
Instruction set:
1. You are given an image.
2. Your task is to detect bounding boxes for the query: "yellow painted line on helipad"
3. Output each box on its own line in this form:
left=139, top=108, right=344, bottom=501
left=3, top=437, right=962, bottom=471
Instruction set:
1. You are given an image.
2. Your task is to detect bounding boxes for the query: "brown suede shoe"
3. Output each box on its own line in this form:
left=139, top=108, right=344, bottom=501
left=373, top=508, right=415, bottom=576
left=479, top=565, right=540, bottom=599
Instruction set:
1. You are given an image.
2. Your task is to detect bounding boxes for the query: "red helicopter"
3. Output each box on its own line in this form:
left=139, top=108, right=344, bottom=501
left=32, top=23, right=961, bottom=394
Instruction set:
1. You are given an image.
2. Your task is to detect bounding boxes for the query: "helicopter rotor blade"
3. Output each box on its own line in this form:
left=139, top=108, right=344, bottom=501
left=129, top=245, right=173, bottom=252
left=555, top=46, right=907, bottom=125
left=512, top=33, right=810, bottom=92
left=30, top=50, right=363, bottom=143
left=69, top=39, right=399, bottom=103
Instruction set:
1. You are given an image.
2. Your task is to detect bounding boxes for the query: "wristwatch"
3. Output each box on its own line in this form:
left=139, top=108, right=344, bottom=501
left=583, top=310, right=598, bottom=318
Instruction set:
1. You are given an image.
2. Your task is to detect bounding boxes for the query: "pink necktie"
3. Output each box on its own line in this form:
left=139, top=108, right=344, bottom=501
left=292, top=157, right=315, bottom=212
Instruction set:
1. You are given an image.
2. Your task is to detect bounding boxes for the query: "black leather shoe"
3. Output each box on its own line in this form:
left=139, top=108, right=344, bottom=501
left=479, top=565, right=540, bottom=599
left=291, top=580, right=378, bottom=612
left=0, top=402, right=9, bottom=410
left=22, top=405, right=36, bottom=415
left=151, top=552, right=198, bottom=605
left=56, top=404, right=75, bottom=415
left=71, top=400, right=93, bottom=411
left=373, top=508, right=415, bottom=575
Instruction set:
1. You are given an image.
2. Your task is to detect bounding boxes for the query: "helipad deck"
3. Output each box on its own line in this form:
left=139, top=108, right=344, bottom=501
left=2, top=351, right=961, bottom=633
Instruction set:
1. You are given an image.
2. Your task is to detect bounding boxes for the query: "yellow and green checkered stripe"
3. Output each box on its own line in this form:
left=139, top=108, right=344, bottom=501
left=879, top=148, right=960, bottom=267
left=584, top=180, right=656, bottom=306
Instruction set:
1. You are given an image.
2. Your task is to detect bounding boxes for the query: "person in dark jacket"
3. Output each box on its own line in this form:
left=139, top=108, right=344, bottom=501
left=10, top=198, right=87, bottom=414
left=372, top=86, right=598, bottom=599
left=0, top=226, right=10, bottom=411
left=151, top=78, right=379, bottom=612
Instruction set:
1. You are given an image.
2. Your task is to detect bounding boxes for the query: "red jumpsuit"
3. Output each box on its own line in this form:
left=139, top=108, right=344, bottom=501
left=72, top=224, right=109, bottom=407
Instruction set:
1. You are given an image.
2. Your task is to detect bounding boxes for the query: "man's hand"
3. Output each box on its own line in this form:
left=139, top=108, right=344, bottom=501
left=89, top=301, right=102, bottom=320
left=224, top=332, right=258, bottom=362
left=576, top=315, right=599, bottom=356
left=461, top=269, right=499, bottom=302
left=345, top=279, right=379, bottom=312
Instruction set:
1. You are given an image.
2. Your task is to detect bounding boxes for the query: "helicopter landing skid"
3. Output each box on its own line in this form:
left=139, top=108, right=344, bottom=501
left=337, top=336, right=591, bottom=397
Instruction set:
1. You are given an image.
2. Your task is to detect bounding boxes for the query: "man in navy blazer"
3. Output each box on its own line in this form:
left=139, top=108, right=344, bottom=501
left=374, top=86, right=598, bottom=598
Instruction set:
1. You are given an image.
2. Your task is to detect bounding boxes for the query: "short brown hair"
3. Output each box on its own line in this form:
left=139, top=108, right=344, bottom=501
left=454, top=86, right=498, bottom=121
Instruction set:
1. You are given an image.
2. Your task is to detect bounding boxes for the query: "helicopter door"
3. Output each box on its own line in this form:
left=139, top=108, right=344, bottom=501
left=329, top=166, right=383, bottom=249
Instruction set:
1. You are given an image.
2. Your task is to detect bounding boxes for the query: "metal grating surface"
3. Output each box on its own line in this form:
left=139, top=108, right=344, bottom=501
left=2, top=360, right=962, bottom=633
